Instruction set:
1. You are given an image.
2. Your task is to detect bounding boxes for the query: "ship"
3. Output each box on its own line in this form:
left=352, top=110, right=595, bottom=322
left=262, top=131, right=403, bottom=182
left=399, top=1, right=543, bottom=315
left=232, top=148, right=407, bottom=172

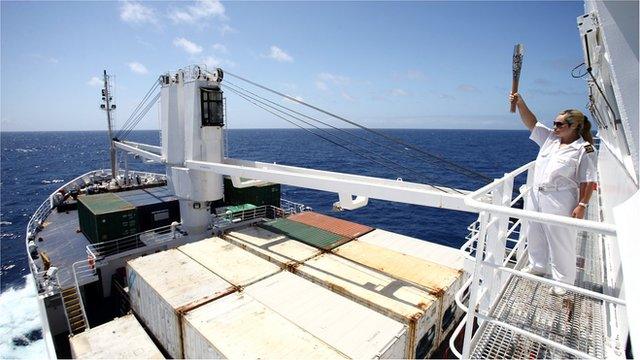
left=24, top=0, right=638, bottom=358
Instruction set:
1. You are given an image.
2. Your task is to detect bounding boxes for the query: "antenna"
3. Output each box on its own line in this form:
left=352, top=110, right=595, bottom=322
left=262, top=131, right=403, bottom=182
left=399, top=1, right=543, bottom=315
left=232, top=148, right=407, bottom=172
left=101, top=70, right=117, bottom=180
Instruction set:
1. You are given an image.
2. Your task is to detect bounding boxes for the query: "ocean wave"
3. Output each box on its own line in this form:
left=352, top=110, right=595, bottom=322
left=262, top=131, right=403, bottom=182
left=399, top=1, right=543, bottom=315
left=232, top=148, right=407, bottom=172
left=40, top=179, right=64, bottom=185
left=0, top=277, right=46, bottom=359
left=0, top=221, right=12, bottom=226
left=15, top=149, right=36, bottom=153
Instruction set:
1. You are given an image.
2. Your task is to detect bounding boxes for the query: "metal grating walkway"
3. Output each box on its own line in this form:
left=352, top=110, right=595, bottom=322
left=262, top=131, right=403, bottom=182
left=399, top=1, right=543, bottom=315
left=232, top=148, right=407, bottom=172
left=471, top=203, right=607, bottom=358
left=471, top=275, right=605, bottom=359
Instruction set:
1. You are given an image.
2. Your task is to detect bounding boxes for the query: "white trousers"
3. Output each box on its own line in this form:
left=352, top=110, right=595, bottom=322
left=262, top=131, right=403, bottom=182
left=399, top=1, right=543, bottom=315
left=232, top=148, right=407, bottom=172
left=526, top=188, right=578, bottom=285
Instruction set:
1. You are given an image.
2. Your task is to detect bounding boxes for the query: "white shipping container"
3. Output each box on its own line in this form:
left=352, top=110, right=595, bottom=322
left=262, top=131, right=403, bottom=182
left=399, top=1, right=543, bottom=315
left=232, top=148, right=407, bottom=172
left=245, top=271, right=408, bottom=359
left=356, top=230, right=470, bottom=337
left=333, top=240, right=464, bottom=345
left=127, top=249, right=235, bottom=358
left=358, top=229, right=466, bottom=270
left=182, top=292, right=348, bottom=359
left=295, top=253, right=440, bottom=358
left=69, top=314, right=163, bottom=359
left=179, top=236, right=280, bottom=287
left=224, top=226, right=321, bottom=269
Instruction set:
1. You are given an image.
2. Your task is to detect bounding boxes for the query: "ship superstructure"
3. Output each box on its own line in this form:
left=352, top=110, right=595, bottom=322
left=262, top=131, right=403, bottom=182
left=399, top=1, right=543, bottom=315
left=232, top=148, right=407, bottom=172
left=24, top=0, right=637, bottom=358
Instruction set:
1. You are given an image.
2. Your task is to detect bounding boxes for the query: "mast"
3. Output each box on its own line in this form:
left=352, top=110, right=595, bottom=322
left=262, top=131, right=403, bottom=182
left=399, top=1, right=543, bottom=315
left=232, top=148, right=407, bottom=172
left=101, top=70, right=117, bottom=179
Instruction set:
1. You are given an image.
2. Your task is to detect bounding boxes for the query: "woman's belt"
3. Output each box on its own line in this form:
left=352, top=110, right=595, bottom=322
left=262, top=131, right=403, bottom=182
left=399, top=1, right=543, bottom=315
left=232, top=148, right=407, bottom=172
left=536, top=184, right=577, bottom=192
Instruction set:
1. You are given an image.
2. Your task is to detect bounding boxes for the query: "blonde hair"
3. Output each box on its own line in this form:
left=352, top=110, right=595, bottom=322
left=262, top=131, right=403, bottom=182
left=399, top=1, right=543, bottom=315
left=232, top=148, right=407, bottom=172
left=560, top=109, right=593, bottom=144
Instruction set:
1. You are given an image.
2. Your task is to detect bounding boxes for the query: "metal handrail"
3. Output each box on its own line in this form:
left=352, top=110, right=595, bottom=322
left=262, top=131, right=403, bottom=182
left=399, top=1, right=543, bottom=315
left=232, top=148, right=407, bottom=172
left=86, top=223, right=178, bottom=259
left=455, top=160, right=622, bottom=358
left=464, top=161, right=616, bottom=236
left=71, top=260, right=91, bottom=330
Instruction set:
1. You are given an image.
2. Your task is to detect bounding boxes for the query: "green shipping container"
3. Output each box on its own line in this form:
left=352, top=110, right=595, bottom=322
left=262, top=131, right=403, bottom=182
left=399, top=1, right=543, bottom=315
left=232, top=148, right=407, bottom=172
left=259, top=219, right=349, bottom=251
left=77, top=193, right=138, bottom=244
left=223, top=177, right=281, bottom=207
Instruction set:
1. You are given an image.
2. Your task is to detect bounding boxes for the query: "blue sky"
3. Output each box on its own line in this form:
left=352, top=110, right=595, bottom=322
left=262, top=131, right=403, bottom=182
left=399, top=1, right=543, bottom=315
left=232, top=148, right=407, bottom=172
left=1, top=1, right=589, bottom=131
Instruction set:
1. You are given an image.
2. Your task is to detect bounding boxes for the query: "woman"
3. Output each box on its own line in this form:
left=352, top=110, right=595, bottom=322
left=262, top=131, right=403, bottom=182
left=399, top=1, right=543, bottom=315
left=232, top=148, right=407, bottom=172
left=510, top=92, right=597, bottom=296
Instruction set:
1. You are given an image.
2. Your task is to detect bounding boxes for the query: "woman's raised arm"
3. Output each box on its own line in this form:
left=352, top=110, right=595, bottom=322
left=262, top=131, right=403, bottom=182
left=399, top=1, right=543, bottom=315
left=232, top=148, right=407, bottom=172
left=510, top=93, right=538, bottom=131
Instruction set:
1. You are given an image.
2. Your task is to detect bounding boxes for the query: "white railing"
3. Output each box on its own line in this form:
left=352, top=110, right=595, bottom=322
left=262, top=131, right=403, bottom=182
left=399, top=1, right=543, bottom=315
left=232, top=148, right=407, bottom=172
left=86, top=223, right=179, bottom=260
left=71, top=260, right=92, bottom=330
left=280, top=198, right=311, bottom=214
left=450, top=160, right=623, bottom=359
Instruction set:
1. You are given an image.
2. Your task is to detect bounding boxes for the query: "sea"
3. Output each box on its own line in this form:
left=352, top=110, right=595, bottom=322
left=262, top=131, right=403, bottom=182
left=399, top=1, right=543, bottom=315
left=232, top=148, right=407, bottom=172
left=0, top=129, right=538, bottom=358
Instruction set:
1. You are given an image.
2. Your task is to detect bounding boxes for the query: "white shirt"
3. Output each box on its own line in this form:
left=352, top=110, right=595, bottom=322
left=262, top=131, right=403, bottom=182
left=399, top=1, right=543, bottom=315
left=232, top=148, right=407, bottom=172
left=530, top=122, right=597, bottom=190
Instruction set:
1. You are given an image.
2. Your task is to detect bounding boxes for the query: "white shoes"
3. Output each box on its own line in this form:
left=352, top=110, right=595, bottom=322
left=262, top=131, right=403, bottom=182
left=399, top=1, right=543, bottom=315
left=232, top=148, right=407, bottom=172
left=549, top=286, right=567, bottom=296
left=521, top=264, right=545, bottom=276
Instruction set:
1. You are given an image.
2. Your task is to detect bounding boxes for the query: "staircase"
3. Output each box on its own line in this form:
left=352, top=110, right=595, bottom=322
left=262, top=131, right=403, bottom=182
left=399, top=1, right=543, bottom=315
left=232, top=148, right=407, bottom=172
left=61, top=287, right=87, bottom=335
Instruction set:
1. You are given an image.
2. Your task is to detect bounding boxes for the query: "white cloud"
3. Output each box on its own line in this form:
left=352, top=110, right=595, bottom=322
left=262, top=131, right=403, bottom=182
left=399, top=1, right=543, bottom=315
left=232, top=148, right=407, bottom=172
left=263, top=46, right=293, bottom=63
left=220, top=24, right=235, bottom=35
left=87, top=76, right=102, bottom=87
left=318, top=72, right=350, bottom=85
left=457, top=84, right=480, bottom=93
left=169, top=0, right=226, bottom=24
left=120, top=1, right=157, bottom=25
left=212, top=43, right=228, bottom=54
left=201, top=56, right=235, bottom=70
left=315, top=81, right=328, bottom=91
left=30, top=54, right=59, bottom=64
left=315, top=72, right=350, bottom=91
left=128, top=62, right=149, bottom=75
left=341, top=91, right=356, bottom=102
left=283, top=95, right=304, bottom=104
left=173, top=37, right=203, bottom=54
left=390, top=88, right=408, bottom=97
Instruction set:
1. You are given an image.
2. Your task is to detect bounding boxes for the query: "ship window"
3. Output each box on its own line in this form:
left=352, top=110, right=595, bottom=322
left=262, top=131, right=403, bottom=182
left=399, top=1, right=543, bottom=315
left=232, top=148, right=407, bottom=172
left=200, top=88, right=224, bottom=127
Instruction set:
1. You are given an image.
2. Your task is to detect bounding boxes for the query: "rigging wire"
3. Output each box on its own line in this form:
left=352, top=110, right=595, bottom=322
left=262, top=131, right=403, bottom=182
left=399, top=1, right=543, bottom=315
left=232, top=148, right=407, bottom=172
left=223, top=82, right=460, bottom=193
left=224, top=86, right=456, bottom=194
left=119, top=92, right=160, bottom=140
left=224, top=80, right=459, bottom=173
left=222, top=70, right=493, bottom=183
left=116, top=79, right=160, bottom=139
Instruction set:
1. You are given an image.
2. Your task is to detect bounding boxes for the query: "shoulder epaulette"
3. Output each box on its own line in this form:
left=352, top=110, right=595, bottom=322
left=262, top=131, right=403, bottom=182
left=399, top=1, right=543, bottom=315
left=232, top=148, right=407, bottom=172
left=584, top=144, right=594, bottom=153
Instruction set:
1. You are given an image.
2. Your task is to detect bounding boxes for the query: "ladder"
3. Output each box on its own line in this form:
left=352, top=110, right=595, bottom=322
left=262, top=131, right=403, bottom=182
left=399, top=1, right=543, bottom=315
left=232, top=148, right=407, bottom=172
left=61, top=287, right=87, bottom=335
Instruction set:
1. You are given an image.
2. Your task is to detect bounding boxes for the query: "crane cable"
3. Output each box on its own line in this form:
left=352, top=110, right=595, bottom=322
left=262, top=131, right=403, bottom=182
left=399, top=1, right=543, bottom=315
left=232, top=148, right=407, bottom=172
left=116, top=78, right=160, bottom=139
left=222, top=70, right=493, bottom=183
left=224, top=80, right=457, bottom=173
left=224, top=85, right=458, bottom=194
left=223, top=83, right=461, bottom=193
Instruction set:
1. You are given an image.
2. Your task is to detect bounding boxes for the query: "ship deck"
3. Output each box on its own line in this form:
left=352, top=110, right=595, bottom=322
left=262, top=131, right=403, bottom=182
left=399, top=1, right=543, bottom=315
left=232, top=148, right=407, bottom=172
left=470, top=200, right=607, bottom=358
left=36, top=209, right=94, bottom=289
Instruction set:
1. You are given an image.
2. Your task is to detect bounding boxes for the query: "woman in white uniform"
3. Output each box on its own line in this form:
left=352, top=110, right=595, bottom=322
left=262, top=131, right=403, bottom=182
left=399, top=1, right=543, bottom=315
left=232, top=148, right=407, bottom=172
left=510, top=93, right=597, bottom=295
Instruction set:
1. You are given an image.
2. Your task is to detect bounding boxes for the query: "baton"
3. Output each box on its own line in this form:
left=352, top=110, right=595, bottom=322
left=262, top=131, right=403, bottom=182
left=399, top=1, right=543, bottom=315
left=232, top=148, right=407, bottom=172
left=510, top=44, right=524, bottom=113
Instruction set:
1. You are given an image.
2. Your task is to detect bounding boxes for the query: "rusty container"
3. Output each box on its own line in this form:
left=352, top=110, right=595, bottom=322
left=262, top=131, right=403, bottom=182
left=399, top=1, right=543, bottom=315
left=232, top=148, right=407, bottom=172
left=288, top=211, right=373, bottom=239
left=332, top=240, right=464, bottom=346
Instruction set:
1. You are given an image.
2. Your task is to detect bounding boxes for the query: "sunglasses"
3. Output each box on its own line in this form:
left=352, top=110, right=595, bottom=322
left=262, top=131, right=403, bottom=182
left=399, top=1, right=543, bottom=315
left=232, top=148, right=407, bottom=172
left=553, top=121, right=569, bottom=128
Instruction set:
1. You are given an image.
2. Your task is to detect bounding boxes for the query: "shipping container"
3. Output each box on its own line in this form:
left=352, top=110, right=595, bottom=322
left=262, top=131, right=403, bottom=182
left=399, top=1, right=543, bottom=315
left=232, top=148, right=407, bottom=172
left=77, top=193, right=137, bottom=244
left=332, top=240, right=464, bottom=345
left=295, top=253, right=439, bottom=358
left=127, top=249, right=236, bottom=358
left=244, top=271, right=408, bottom=359
left=260, top=218, right=350, bottom=251
left=288, top=211, right=373, bottom=239
left=69, top=314, right=164, bottom=359
left=224, top=226, right=321, bottom=269
left=223, top=176, right=281, bottom=207
left=356, top=229, right=469, bottom=337
left=179, top=236, right=280, bottom=287
left=118, top=188, right=180, bottom=232
left=182, top=292, right=348, bottom=359
left=358, top=229, right=466, bottom=270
